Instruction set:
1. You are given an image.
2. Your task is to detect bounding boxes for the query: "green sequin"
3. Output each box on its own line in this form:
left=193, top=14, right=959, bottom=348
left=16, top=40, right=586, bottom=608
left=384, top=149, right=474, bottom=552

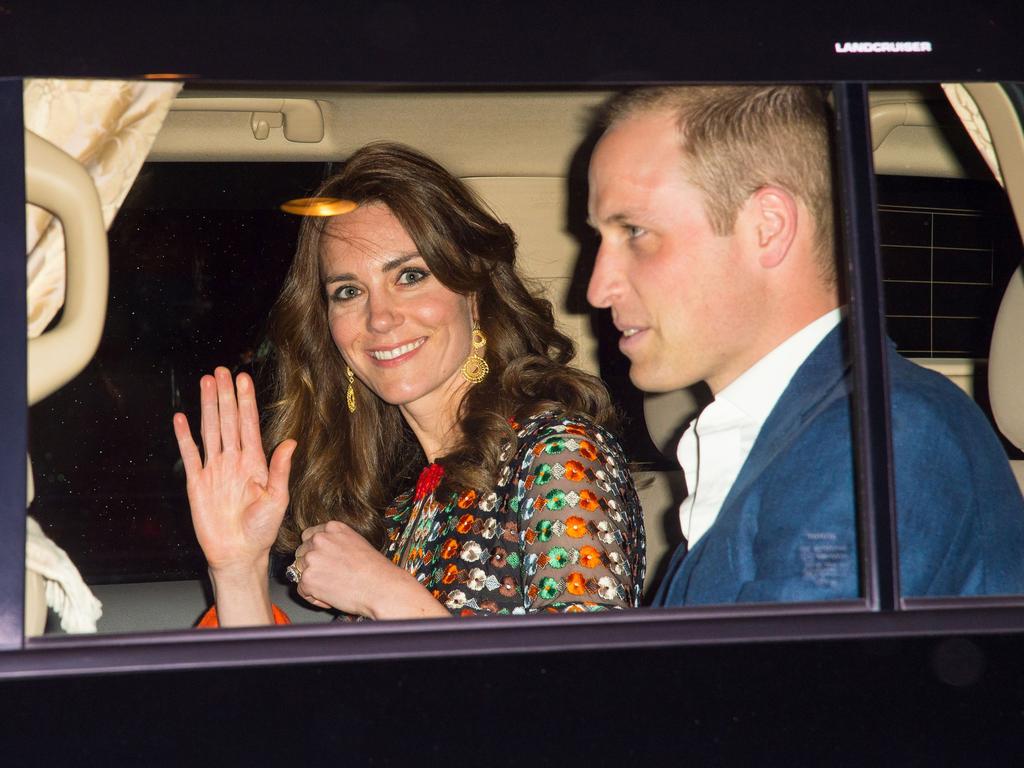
left=548, top=546, right=569, bottom=569
left=534, top=463, right=553, bottom=485
left=543, top=438, right=566, bottom=454
left=545, top=489, right=567, bottom=510
left=539, top=577, right=561, bottom=599
left=537, top=520, right=554, bottom=542
left=506, top=552, right=521, bottom=569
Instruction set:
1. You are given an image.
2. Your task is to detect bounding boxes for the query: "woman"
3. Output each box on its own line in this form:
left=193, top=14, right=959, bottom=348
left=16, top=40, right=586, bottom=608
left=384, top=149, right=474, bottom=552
left=172, top=142, right=644, bottom=625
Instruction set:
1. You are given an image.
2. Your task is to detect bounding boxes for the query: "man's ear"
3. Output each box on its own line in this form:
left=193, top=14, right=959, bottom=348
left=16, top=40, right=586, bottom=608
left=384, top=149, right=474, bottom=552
left=745, top=185, right=798, bottom=269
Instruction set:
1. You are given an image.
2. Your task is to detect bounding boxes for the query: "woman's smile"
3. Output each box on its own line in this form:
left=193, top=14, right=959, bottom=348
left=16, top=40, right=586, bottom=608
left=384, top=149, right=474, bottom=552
left=366, top=336, right=427, bottom=364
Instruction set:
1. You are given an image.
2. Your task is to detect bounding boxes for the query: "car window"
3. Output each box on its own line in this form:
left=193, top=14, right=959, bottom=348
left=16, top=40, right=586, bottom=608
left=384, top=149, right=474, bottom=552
left=23, top=79, right=1024, bottom=643
left=22, top=82, right=885, bottom=638
left=871, top=84, right=1024, bottom=598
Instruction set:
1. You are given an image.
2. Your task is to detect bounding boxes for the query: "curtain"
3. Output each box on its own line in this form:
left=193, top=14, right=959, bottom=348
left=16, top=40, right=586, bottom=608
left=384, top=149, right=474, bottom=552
left=942, top=83, right=1004, bottom=188
left=24, top=78, right=182, bottom=337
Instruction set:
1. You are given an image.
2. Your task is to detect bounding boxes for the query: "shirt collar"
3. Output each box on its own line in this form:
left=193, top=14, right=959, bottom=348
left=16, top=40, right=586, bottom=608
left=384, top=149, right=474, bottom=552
left=716, top=307, right=843, bottom=424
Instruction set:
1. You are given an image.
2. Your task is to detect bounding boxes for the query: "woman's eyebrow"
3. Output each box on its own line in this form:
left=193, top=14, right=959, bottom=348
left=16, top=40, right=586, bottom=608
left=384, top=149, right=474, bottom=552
left=323, top=252, right=421, bottom=285
left=380, top=252, right=420, bottom=273
left=323, top=272, right=356, bottom=285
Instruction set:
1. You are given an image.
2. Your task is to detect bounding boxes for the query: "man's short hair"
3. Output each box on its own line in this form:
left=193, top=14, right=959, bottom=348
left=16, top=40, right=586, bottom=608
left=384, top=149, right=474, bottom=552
left=602, top=85, right=836, bottom=284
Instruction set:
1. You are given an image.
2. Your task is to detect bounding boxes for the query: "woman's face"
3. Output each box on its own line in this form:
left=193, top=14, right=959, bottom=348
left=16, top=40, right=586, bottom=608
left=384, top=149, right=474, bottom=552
left=320, top=203, right=475, bottom=419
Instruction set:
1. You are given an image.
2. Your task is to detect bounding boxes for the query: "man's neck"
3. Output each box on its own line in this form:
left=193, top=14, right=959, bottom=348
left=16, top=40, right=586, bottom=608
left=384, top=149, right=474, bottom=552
left=708, top=299, right=841, bottom=396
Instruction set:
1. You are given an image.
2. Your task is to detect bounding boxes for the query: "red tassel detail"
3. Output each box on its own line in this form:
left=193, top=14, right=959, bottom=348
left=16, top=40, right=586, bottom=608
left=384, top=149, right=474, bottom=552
left=414, top=463, right=445, bottom=501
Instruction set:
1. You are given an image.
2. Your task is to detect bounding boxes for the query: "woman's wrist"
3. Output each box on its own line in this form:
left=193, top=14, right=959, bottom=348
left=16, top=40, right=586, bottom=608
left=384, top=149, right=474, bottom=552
left=208, top=560, right=275, bottom=626
left=366, top=570, right=448, bottom=621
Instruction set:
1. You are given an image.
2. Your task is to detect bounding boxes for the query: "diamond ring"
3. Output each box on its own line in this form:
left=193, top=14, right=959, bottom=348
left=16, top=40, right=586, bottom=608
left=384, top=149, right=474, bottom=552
left=285, top=562, right=302, bottom=583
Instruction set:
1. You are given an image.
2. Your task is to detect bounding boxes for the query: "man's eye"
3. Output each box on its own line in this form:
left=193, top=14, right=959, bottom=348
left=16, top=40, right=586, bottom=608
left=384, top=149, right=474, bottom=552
left=397, top=268, right=429, bottom=285
left=626, top=225, right=645, bottom=239
left=331, top=285, right=361, bottom=302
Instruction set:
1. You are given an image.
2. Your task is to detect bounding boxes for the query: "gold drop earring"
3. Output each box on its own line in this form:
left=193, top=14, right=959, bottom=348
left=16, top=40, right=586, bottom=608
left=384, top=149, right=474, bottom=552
left=346, top=366, right=357, bottom=413
left=461, top=325, right=489, bottom=384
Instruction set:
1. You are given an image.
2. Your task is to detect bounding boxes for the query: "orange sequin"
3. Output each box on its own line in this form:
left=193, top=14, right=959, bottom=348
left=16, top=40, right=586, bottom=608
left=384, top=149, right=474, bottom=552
left=566, top=573, right=587, bottom=595
left=457, top=489, right=477, bottom=509
left=442, top=564, right=459, bottom=585
left=579, top=489, right=600, bottom=512
left=563, top=460, right=586, bottom=482
left=579, top=545, right=602, bottom=568
left=455, top=514, right=475, bottom=534
left=566, top=516, right=588, bottom=538
left=565, top=424, right=587, bottom=436
left=578, top=441, right=598, bottom=461
left=441, top=538, right=459, bottom=559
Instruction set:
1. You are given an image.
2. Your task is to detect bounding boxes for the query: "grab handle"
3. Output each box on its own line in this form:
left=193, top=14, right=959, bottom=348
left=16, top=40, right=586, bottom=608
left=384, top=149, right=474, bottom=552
left=24, top=130, right=109, bottom=406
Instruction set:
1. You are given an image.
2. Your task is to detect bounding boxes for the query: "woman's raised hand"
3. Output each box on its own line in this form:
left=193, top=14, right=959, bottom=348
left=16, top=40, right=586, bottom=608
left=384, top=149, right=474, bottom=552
left=173, top=367, right=296, bottom=622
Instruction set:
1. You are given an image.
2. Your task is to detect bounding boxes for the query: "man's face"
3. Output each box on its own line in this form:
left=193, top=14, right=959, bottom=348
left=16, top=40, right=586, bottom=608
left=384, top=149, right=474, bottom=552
left=587, top=109, right=759, bottom=394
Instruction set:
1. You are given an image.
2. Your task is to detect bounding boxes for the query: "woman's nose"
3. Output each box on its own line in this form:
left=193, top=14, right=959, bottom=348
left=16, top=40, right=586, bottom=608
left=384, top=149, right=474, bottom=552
left=366, top=294, right=402, bottom=333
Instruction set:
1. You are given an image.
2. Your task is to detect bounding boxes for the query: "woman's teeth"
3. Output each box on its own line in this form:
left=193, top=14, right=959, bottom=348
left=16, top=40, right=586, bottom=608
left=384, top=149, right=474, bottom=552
left=370, top=338, right=426, bottom=360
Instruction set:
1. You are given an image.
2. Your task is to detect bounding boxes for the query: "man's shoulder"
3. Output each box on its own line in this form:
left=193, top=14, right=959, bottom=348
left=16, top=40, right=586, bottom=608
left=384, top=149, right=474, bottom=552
left=885, top=351, right=1001, bottom=452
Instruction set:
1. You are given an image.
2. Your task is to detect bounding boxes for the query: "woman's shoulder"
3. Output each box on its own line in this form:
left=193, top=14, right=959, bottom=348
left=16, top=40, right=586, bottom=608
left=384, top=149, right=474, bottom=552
left=510, top=409, right=626, bottom=457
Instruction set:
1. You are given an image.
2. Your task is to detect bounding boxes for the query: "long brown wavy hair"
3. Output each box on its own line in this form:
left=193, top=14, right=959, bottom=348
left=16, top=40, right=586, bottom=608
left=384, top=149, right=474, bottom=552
left=265, top=142, right=617, bottom=553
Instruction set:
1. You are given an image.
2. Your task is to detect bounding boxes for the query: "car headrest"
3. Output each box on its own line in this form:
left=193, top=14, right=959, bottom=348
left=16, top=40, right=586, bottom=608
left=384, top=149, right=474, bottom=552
left=989, top=265, right=1024, bottom=452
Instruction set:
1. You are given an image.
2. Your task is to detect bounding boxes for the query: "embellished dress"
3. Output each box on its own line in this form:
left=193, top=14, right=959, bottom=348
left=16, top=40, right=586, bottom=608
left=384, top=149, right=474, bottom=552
left=379, top=411, right=645, bottom=614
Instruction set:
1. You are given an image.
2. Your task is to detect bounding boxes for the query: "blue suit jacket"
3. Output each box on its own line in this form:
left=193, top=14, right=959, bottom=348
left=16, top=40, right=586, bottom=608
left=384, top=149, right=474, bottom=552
left=654, top=325, right=1024, bottom=605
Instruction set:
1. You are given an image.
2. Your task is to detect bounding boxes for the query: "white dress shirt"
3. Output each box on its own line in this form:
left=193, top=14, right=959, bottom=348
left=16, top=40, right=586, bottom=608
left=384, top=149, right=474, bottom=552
left=676, top=308, right=843, bottom=547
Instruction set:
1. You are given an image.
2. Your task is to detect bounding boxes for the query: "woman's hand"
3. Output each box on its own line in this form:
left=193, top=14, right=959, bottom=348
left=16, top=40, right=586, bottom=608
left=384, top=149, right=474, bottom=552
left=293, top=521, right=448, bottom=620
left=173, top=367, right=297, bottom=625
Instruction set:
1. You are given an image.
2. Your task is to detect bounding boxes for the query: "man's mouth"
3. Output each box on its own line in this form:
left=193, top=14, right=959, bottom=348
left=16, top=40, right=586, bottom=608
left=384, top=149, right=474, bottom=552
left=368, top=337, right=426, bottom=361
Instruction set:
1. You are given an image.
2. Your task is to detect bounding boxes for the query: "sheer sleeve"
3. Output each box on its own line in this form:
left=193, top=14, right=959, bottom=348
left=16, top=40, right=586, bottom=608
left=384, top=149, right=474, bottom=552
left=515, top=418, right=645, bottom=611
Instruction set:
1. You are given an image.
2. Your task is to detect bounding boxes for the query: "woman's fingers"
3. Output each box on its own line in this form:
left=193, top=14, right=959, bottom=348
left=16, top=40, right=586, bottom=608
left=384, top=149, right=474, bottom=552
left=297, top=588, right=331, bottom=610
left=215, top=367, right=241, bottom=453
left=172, top=412, right=203, bottom=480
left=267, top=438, right=297, bottom=501
left=236, top=372, right=263, bottom=454
left=199, top=374, right=221, bottom=460
left=299, top=528, right=323, bottom=544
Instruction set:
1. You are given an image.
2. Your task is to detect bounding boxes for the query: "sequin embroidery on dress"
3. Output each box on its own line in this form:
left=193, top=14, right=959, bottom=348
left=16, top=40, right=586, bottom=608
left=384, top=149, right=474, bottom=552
left=376, top=412, right=646, bottom=616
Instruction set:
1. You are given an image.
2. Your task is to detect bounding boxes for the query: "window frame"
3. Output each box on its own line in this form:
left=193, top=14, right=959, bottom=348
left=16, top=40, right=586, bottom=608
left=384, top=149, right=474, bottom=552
left=4, top=3, right=1024, bottom=680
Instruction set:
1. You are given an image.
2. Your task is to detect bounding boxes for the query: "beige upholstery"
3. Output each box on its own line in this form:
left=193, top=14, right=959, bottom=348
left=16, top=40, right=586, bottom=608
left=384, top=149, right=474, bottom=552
left=989, top=265, right=1024, bottom=493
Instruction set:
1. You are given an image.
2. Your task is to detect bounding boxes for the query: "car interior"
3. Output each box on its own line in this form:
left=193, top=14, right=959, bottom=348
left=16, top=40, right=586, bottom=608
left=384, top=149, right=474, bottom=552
left=22, top=81, right=1024, bottom=636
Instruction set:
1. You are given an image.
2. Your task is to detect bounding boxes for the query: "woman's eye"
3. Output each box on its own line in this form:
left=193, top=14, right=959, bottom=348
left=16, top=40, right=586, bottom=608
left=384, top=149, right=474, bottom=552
left=397, top=268, right=429, bottom=285
left=331, top=285, right=361, bottom=302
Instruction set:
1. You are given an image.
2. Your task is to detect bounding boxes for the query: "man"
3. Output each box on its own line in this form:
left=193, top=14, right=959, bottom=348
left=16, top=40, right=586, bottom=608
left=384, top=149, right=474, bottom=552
left=586, top=85, right=1024, bottom=604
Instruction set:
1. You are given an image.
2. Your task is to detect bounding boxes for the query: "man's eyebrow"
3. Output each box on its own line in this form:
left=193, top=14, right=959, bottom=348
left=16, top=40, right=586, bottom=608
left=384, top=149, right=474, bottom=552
left=323, top=252, right=421, bottom=284
left=587, top=212, right=637, bottom=229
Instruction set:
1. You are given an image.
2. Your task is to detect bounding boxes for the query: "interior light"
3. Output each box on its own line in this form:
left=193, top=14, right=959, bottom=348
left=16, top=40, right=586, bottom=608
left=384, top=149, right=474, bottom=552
left=141, top=73, right=199, bottom=80
left=279, top=197, right=359, bottom=217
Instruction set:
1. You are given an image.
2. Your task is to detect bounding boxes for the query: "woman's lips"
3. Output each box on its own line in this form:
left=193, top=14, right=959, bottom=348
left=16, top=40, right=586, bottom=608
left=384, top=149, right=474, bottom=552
left=367, top=336, right=427, bottom=365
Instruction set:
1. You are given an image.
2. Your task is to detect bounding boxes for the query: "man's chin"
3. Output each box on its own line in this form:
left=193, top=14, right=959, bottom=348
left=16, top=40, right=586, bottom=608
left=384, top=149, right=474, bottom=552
left=628, top=363, right=701, bottom=393
left=629, top=368, right=681, bottom=394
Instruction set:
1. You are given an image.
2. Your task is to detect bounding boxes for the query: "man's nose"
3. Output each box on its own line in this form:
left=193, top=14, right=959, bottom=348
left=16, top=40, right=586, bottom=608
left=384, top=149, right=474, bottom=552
left=586, top=244, right=618, bottom=309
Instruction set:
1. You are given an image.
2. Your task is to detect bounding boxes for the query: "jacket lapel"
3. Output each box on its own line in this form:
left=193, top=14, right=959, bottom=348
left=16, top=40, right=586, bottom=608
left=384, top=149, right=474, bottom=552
left=656, top=324, right=851, bottom=604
